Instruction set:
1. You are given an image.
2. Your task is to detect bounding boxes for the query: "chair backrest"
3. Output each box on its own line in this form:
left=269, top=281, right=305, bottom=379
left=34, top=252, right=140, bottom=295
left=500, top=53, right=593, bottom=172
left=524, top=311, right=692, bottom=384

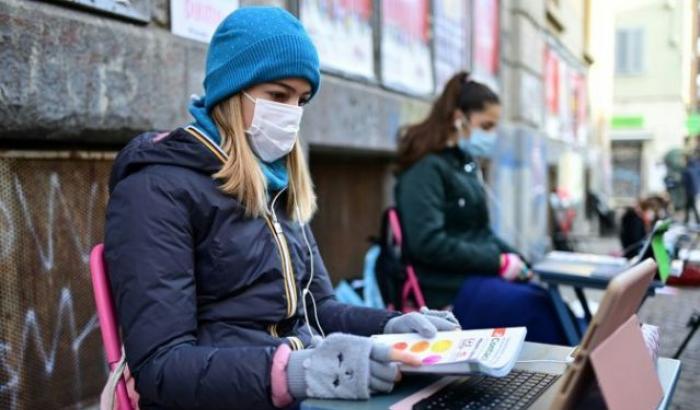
left=386, top=208, right=426, bottom=312
left=90, top=244, right=134, bottom=410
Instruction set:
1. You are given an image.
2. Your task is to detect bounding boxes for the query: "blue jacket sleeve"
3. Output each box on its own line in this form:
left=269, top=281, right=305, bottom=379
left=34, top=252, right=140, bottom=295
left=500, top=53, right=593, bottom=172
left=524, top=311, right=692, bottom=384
left=105, top=172, right=276, bottom=410
left=303, top=226, right=399, bottom=337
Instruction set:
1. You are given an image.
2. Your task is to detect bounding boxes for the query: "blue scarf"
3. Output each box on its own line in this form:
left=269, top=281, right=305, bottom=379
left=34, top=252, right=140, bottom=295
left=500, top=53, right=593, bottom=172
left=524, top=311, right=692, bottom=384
left=189, top=96, right=289, bottom=192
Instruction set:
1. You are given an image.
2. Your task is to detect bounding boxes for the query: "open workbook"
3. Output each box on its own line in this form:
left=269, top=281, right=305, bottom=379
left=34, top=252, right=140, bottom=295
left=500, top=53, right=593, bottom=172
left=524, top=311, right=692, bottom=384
left=371, top=327, right=527, bottom=377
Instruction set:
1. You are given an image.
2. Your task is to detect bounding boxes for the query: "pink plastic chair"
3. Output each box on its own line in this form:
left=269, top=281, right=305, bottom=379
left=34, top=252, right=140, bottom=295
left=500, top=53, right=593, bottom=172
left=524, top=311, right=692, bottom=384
left=90, top=244, right=135, bottom=410
left=387, top=208, right=427, bottom=312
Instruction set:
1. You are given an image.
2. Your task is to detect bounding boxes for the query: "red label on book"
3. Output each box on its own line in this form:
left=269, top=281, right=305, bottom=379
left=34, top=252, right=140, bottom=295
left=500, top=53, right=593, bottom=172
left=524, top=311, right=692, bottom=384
left=491, top=328, right=505, bottom=337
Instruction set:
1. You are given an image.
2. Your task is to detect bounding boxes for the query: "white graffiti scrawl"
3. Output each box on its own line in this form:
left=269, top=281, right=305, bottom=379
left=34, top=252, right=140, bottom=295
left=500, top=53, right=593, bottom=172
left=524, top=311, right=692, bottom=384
left=13, top=173, right=99, bottom=271
left=0, top=289, right=99, bottom=409
left=1, top=170, right=108, bottom=409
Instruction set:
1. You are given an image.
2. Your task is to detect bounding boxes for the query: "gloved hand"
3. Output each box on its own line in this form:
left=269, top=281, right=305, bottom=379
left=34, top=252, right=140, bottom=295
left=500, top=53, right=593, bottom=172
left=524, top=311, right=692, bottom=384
left=383, top=307, right=461, bottom=338
left=499, top=253, right=531, bottom=281
left=286, top=334, right=419, bottom=400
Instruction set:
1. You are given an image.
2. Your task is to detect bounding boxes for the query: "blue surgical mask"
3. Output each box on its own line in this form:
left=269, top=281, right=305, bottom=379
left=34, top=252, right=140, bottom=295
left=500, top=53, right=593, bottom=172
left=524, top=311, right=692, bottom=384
left=459, top=128, right=497, bottom=158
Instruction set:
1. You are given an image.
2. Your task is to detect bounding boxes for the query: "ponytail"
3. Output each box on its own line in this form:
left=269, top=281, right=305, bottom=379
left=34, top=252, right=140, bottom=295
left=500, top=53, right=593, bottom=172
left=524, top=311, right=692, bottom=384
left=396, top=72, right=499, bottom=172
left=398, top=71, right=469, bottom=172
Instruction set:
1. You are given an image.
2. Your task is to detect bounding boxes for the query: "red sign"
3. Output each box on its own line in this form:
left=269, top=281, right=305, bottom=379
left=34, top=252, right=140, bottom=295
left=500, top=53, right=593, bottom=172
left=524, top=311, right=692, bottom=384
left=473, top=0, right=500, bottom=76
left=381, top=0, right=429, bottom=42
left=544, top=47, right=559, bottom=115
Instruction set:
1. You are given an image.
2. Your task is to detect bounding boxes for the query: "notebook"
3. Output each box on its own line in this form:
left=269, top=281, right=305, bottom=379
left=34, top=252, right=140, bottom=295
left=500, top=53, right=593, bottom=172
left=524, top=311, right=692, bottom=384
left=371, top=327, right=527, bottom=377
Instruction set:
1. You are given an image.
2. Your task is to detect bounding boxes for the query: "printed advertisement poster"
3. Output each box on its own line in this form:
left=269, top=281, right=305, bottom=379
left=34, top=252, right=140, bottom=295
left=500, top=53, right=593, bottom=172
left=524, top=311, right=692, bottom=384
left=433, top=0, right=469, bottom=92
left=544, top=43, right=587, bottom=142
left=301, top=0, right=375, bottom=79
left=471, top=0, right=499, bottom=90
left=381, top=0, right=433, bottom=95
left=544, top=46, right=560, bottom=138
left=171, top=0, right=239, bottom=43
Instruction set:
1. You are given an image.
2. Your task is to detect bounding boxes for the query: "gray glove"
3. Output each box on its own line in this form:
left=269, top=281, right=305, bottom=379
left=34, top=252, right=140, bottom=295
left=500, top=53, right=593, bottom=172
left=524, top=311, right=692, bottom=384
left=286, top=334, right=399, bottom=400
left=384, top=307, right=461, bottom=338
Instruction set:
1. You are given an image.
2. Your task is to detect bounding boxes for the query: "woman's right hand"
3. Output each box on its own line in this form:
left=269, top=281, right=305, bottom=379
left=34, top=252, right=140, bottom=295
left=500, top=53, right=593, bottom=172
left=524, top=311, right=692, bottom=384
left=286, top=334, right=420, bottom=400
left=499, top=253, right=531, bottom=281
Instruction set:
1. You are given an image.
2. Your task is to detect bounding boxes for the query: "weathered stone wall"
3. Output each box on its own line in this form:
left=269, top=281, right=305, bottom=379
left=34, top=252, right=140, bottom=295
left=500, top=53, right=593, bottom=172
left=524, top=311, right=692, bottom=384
left=0, top=0, right=428, bottom=147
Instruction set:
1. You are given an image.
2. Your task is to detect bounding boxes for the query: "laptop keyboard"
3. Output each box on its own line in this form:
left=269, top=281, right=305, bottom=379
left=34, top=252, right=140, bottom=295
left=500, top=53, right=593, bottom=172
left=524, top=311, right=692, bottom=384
left=412, top=370, right=560, bottom=410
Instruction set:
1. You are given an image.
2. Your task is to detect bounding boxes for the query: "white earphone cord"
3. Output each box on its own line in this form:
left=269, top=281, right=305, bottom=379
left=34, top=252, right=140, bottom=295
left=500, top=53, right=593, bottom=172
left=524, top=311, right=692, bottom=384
left=297, top=207, right=326, bottom=339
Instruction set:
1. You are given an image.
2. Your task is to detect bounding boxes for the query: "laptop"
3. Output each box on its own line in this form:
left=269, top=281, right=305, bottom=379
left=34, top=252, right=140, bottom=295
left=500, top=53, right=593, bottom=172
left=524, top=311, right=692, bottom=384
left=533, top=220, right=669, bottom=284
left=411, top=259, right=658, bottom=410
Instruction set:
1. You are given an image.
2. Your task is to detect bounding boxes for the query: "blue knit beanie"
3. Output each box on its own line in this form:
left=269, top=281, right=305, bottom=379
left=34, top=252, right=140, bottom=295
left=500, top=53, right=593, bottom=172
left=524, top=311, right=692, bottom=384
left=189, top=6, right=320, bottom=145
left=188, top=7, right=319, bottom=191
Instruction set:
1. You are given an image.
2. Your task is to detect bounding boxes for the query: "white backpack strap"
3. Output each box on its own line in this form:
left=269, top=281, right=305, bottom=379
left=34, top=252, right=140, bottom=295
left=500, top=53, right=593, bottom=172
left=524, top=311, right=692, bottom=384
left=100, top=345, right=128, bottom=410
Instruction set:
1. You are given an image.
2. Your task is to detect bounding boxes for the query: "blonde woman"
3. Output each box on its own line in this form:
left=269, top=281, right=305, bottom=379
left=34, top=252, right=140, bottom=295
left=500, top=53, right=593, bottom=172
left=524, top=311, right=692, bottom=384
left=105, top=7, right=458, bottom=409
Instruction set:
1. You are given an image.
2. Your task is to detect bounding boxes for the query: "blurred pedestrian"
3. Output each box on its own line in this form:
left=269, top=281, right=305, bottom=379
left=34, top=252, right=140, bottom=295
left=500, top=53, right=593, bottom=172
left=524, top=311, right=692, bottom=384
left=682, top=155, right=700, bottom=224
left=620, top=197, right=654, bottom=258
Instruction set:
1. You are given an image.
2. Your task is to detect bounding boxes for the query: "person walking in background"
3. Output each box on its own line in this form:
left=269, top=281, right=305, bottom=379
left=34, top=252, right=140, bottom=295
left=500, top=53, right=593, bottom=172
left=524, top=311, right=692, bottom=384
left=620, top=197, right=654, bottom=258
left=394, top=72, right=568, bottom=345
left=682, top=154, right=700, bottom=224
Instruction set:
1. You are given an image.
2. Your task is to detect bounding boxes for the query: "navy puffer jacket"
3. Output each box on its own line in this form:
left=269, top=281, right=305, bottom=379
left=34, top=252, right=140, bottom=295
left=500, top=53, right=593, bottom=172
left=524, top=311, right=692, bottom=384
left=105, top=127, right=396, bottom=409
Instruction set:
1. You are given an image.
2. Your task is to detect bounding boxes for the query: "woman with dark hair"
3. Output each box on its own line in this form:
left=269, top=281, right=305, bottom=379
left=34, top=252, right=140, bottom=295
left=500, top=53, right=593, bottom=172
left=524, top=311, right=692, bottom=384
left=395, top=72, right=568, bottom=345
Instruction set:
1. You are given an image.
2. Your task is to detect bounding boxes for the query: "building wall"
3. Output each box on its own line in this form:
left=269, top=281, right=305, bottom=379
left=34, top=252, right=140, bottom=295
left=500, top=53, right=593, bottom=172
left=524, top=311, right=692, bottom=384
left=554, top=0, right=586, bottom=57
left=587, top=0, right=616, bottom=198
left=496, top=0, right=599, bottom=255
left=611, top=0, right=695, bottom=199
left=614, top=0, right=686, bottom=100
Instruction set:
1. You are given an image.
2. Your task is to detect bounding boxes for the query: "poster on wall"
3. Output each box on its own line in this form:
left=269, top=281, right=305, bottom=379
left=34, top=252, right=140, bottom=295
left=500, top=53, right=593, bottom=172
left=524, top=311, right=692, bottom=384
left=171, top=0, right=239, bottom=43
left=301, top=0, right=375, bottom=79
left=471, top=0, right=499, bottom=91
left=544, top=43, right=588, bottom=142
left=433, top=0, right=469, bottom=93
left=544, top=46, right=560, bottom=138
left=381, top=0, right=434, bottom=95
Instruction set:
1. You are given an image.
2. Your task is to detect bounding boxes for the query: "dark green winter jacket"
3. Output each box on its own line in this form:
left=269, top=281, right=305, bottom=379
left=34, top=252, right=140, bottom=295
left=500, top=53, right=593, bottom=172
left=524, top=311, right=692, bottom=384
left=395, top=146, right=519, bottom=308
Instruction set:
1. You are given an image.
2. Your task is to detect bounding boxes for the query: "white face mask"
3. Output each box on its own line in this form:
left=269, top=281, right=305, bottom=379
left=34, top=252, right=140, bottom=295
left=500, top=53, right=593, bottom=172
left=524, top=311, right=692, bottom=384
left=244, top=92, right=303, bottom=162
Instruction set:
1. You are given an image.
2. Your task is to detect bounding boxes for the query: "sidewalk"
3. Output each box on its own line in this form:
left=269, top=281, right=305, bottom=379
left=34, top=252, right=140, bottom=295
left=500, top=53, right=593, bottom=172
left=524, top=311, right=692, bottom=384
left=572, top=235, right=699, bottom=410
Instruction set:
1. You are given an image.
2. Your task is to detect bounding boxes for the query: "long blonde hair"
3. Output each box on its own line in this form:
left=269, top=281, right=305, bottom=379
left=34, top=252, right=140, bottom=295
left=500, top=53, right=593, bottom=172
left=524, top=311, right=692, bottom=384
left=211, top=94, right=317, bottom=222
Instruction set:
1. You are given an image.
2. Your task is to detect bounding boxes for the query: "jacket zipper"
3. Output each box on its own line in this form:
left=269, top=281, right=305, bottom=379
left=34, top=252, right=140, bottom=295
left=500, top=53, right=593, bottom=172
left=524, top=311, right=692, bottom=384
left=266, top=189, right=299, bottom=319
left=263, top=194, right=304, bottom=348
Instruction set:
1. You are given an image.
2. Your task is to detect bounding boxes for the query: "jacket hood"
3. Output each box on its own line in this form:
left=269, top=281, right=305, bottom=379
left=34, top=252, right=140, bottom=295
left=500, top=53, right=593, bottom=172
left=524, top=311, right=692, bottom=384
left=109, top=127, right=224, bottom=193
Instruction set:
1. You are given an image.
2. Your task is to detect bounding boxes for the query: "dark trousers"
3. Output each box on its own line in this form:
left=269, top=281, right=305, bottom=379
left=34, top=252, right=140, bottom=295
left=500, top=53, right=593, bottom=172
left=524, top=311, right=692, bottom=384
left=452, top=276, right=569, bottom=345
left=685, top=195, right=700, bottom=224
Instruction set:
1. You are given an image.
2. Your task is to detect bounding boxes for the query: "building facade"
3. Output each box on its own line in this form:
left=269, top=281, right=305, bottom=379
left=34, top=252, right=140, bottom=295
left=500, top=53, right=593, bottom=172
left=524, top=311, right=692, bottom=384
left=609, top=0, right=697, bottom=204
